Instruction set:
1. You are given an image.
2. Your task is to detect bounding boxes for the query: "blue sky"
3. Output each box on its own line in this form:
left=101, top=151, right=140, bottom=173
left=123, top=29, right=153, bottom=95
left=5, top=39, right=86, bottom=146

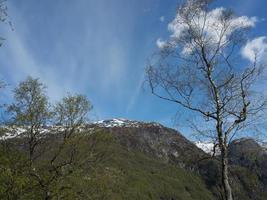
left=0, top=0, right=267, bottom=132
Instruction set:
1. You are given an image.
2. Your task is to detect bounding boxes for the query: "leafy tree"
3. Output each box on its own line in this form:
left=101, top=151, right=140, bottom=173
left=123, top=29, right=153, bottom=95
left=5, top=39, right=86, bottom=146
left=8, top=76, right=51, bottom=161
left=0, top=146, right=34, bottom=199
left=146, top=0, right=267, bottom=199
left=53, top=94, right=92, bottom=137
left=6, top=77, right=52, bottom=198
left=4, top=77, right=93, bottom=199
left=44, top=94, right=93, bottom=198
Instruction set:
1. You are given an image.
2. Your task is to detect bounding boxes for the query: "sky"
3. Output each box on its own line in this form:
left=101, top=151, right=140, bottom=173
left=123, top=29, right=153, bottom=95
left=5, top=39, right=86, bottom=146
left=0, top=0, right=267, bottom=134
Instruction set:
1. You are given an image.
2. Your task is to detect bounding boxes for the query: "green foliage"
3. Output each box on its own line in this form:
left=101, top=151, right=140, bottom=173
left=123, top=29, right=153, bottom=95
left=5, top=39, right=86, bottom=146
left=8, top=76, right=51, bottom=127
left=0, top=145, right=36, bottom=199
left=0, top=131, right=213, bottom=200
left=230, top=165, right=267, bottom=200
left=92, top=137, right=213, bottom=200
left=52, top=131, right=213, bottom=199
left=2, top=77, right=94, bottom=199
left=54, top=94, right=92, bottom=127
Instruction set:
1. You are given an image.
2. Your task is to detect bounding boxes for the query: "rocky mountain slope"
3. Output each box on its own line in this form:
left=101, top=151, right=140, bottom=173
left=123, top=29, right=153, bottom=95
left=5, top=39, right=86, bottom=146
left=1, top=119, right=267, bottom=199
left=89, top=119, right=206, bottom=167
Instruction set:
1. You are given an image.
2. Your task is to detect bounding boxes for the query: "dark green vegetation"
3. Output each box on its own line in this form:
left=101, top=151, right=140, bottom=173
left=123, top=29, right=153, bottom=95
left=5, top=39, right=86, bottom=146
left=0, top=76, right=94, bottom=200
left=1, top=122, right=267, bottom=200
left=0, top=129, right=213, bottom=200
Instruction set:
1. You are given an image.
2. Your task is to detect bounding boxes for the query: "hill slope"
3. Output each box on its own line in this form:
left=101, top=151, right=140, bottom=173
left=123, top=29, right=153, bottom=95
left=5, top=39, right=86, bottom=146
left=1, top=119, right=267, bottom=199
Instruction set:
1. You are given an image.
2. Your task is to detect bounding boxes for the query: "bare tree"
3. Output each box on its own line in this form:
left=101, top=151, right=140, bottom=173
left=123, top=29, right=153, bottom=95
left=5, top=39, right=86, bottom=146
left=146, top=1, right=267, bottom=200
left=0, top=0, right=7, bottom=103
left=0, top=0, right=7, bottom=22
left=0, top=0, right=9, bottom=46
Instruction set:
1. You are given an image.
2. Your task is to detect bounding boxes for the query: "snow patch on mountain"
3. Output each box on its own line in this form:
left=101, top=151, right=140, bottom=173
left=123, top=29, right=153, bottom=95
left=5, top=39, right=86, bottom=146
left=94, top=118, right=131, bottom=127
left=194, top=141, right=222, bottom=155
left=93, top=118, right=162, bottom=128
left=0, top=126, right=63, bottom=140
left=195, top=141, right=215, bottom=154
left=0, top=119, right=164, bottom=140
left=0, top=127, right=26, bottom=140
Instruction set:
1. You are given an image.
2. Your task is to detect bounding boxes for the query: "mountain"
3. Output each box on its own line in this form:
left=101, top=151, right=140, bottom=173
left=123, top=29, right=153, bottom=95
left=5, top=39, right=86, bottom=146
left=89, top=119, right=267, bottom=200
left=89, top=119, right=206, bottom=167
left=228, top=138, right=267, bottom=198
left=1, top=119, right=267, bottom=199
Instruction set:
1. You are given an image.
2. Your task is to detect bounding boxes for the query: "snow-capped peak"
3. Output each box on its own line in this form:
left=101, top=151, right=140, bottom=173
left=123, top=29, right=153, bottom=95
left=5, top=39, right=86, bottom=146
left=93, top=118, right=140, bottom=128
left=93, top=118, right=163, bottom=128
left=0, top=119, right=164, bottom=140
left=195, top=141, right=220, bottom=155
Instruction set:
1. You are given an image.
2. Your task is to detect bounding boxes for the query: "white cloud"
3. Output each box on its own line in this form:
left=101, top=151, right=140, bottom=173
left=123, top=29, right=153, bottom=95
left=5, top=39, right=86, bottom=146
left=241, top=36, right=267, bottom=62
left=159, top=3, right=257, bottom=56
left=156, top=38, right=167, bottom=49
left=159, top=16, right=165, bottom=22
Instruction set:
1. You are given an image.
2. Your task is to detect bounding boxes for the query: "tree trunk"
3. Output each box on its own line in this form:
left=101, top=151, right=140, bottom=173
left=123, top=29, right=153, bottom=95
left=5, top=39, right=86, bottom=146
left=221, top=146, right=233, bottom=200
left=44, top=191, right=51, bottom=200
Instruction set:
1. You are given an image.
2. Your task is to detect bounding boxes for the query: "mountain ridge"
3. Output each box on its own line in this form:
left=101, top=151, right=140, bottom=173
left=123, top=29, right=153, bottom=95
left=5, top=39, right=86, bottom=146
left=1, top=118, right=267, bottom=199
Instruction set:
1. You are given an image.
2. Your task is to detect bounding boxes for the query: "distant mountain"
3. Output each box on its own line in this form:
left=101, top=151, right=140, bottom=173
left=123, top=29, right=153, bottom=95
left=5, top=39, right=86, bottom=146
left=1, top=119, right=267, bottom=199
left=229, top=138, right=267, bottom=187
left=89, top=118, right=206, bottom=166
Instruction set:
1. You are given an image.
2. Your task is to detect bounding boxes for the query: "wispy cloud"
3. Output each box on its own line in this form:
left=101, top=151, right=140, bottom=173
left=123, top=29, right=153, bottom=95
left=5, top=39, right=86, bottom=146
left=241, top=36, right=267, bottom=62
left=158, top=3, right=257, bottom=55
left=126, top=72, right=145, bottom=114
left=1, top=26, right=69, bottom=101
left=1, top=1, right=135, bottom=103
left=0, top=0, right=154, bottom=121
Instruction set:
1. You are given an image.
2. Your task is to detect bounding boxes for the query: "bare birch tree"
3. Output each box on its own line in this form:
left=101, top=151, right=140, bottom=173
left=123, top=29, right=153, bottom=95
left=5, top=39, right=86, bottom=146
left=146, top=0, right=267, bottom=199
left=0, top=0, right=7, bottom=101
left=0, top=0, right=7, bottom=47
